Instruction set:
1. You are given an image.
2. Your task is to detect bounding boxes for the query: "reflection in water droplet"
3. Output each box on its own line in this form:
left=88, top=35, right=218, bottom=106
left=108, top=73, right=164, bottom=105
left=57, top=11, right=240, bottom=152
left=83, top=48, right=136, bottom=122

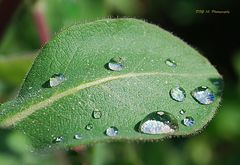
left=179, top=109, right=185, bottom=115
left=165, top=59, right=177, bottom=67
left=105, top=126, right=118, bottom=137
left=92, top=110, right=102, bottom=119
left=139, top=111, right=178, bottom=134
left=191, top=86, right=215, bottom=105
left=85, top=123, right=93, bottom=130
left=53, top=136, right=64, bottom=143
left=183, top=117, right=195, bottom=127
left=170, top=87, right=186, bottom=102
left=74, top=134, right=81, bottom=140
left=108, top=57, right=124, bottom=71
left=50, top=74, right=65, bottom=87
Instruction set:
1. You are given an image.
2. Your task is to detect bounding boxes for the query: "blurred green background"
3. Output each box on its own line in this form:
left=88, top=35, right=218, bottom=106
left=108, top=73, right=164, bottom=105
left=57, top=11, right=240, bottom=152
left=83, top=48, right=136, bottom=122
left=0, top=0, right=239, bottom=165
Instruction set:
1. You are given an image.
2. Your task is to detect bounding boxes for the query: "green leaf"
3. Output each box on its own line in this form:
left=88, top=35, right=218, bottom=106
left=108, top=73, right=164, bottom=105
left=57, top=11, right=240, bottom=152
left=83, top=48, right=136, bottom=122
left=0, top=18, right=223, bottom=150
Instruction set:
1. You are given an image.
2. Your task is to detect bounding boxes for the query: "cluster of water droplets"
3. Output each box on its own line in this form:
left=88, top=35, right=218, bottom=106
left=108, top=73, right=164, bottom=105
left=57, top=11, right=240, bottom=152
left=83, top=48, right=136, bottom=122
left=53, top=134, right=82, bottom=143
left=46, top=57, right=218, bottom=144
left=138, top=59, right=216, bottom=133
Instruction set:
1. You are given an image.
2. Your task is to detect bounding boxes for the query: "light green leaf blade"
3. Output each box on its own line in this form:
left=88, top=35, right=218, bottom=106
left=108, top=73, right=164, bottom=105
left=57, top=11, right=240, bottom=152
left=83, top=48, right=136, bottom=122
left=0, top=19, right=223, bottom=150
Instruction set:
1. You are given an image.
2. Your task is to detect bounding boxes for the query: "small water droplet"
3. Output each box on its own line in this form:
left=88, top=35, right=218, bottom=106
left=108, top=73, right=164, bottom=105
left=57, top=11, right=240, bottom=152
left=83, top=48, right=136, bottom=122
left=182, top=117, right=195, bottom=127
left=53, top=136, right=64, bottom=143
left=191, top=86, right=215, bottom=104
left=139, top=111, right=178, bottom=134
left=165, top=59, right=177, bottom=67
left=74, top=134, right=81, bottom=140
left=108, top=57, right=124, bottom=71
left=179, top=109, right=186, bottom=115
left=92, top=110, right=102, bottom=119
left=50, top=73, right=65, bottom=87
left=105, top=126, right=118, bottom=137
left=170, top=86, right=186, bottom=102
left=85, top=123, right=93, bottom=130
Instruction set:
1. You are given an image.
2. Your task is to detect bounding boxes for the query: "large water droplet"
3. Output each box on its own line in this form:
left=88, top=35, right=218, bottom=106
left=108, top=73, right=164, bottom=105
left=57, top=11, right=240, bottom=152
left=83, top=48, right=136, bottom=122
left=74, top=134, right=81, bottom=140
left=165, top=59, right=177, bottom=67
left=50, top=74, right=65, bottom=87
left=182, top=117, right=195, bottom=127
left=108, top=57, right=124, bottom=71
left=139, top=111, right=178, bottom=134
left=170, top=86, right=186, bottom=102
left=53, top=136, right=64, bottom=143
left=85, top=123, right=93, bottom=130
left=92, top=110, right=102, bottom=119
left=191, top=86, right=215, bottom=104
left=105, top=126, right=118, bottom=137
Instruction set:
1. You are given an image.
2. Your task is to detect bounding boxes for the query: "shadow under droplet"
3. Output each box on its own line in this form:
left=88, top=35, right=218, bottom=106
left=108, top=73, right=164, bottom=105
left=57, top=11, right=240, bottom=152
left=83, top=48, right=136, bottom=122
left=42, top=80, right=50, bottom=88
left=134, top=121, right=141, bottom=133
left=104, top=63, right=111, bottom=71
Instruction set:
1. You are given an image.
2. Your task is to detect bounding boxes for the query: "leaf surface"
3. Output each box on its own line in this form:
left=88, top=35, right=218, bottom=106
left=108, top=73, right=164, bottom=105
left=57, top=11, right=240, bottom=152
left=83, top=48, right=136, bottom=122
left=0, top=19, right=223, bottom=150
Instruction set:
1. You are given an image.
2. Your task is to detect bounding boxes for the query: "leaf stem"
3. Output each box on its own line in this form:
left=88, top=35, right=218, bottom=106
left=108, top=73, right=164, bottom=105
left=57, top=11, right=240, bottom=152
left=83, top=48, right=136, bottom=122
left=33, top=1, right=50, bottom=45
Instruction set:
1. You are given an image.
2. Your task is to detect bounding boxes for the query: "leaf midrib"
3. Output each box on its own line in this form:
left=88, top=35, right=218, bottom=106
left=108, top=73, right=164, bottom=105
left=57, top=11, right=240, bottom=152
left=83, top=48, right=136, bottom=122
left=0, top=71, right=217, bottom=128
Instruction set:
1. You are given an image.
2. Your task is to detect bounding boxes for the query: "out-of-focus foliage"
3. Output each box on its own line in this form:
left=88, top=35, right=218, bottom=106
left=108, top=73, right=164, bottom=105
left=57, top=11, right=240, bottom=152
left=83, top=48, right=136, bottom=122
left=233, top=51, right=240, bottom=80
left=0, top=55, right=34, bottom=102
left=106, top=0, right=143, bottom=16
left=0, top=129, right=33, bottom=165
left=0, top=55, right=34, bottom=86
left=44, top=0, right=108, bottom=33
left=0, top=129, right=81, bottom=165
left=0, top=0, right=143, bottom=55
left=0, top=8, right=40, bottom=55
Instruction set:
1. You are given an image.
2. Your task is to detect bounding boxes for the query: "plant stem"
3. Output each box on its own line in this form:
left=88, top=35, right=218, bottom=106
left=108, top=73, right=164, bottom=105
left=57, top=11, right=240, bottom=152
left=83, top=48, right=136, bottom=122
left=33, top=1, right=50, bottom=45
